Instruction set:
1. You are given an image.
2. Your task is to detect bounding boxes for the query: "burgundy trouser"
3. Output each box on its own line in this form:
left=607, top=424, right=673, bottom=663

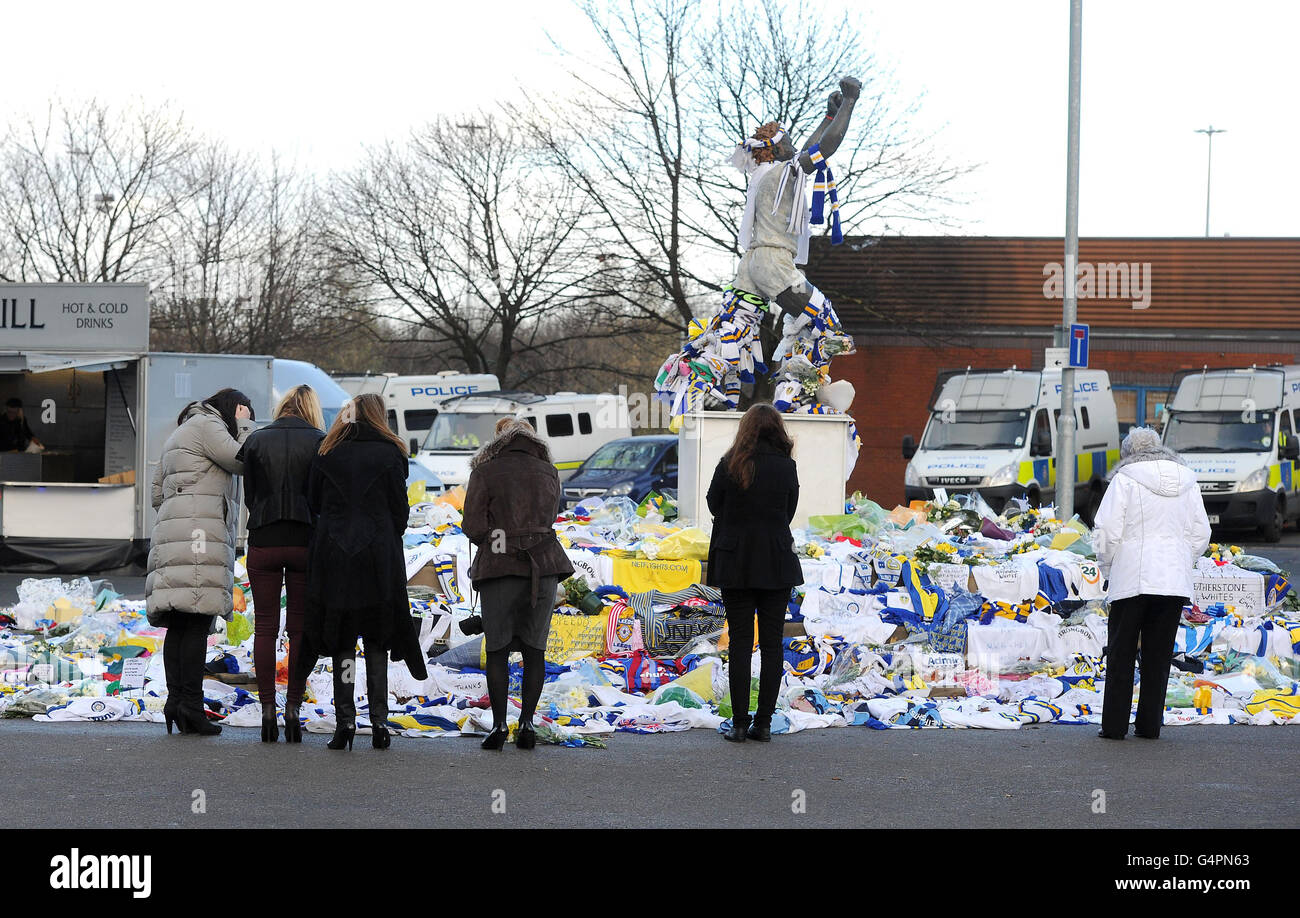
left=246, top=544, right=309, bottom=708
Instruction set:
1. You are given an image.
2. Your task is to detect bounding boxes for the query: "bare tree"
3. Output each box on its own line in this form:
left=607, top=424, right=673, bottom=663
left=150, top=149, right=331, bottom=355
left=520, top=0, right=971, bottom=342
left=0, top=99, right=194, bottom=283
left=324, top=116, right=626, bottom=386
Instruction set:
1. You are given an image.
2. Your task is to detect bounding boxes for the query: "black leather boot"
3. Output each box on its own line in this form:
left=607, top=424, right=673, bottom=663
left=179, top=620, right=220, bottom=736
left=283, top=701, right=302, bottom=743
left=162, top=615, right=187, bottom=734
left=261, top=708, right=279, bottom=743
left=516, top=721, right=537, bottom=750
left=329, top=654, right=356, bottom=751
left=746, top=717, right=772, bottom=742
left=724, top=715, right=750, bottom=743
left=327, top=720, right=355, bottom=751
left=367, top=652, right=391, bottom=749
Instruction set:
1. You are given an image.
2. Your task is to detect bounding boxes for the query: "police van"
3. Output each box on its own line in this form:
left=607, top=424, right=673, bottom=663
left=902, top=367, right=1120, bottom=519
left=1161, top=365, right=1300, bottom=542
left=416, top=390, right=631, bottom=489
left=333, top=371, right=501, bottom=454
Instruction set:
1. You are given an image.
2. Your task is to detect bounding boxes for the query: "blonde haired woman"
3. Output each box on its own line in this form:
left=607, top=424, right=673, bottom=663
left=304, top=393, right=427, bottom=751
left=236, top=384, right=326, bottom=742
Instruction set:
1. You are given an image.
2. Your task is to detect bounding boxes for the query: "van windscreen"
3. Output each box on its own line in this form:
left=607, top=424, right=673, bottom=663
left=920, top=409, right=1030, bottom=451
left=423, top=413, right=513, bottom=450
left=1164, top=410, right=1275, bottom=453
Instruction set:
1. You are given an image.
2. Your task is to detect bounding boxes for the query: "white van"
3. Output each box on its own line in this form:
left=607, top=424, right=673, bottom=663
left=332, top=373, right=391, bottom=397
left=902, top=367, right=1120, bottom=518
left=332, top=371, right=501, bottom=454
left=416, top=391, right=631, bottom=488
left=1161, top=364, right=1300, bottom=542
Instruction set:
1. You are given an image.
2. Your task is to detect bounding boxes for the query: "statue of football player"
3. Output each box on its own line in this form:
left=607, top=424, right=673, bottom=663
left=729, top=75, right=861, bottom=327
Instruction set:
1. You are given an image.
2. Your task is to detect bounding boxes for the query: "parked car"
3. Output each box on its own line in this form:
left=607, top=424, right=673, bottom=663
left=560, top=435, right=677, bottom=510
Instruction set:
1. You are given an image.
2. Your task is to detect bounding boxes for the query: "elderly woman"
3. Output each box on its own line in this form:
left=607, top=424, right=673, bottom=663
left=1092, top=426, right=1212, bottom=740
left=461, top=417, right=574, bottom=751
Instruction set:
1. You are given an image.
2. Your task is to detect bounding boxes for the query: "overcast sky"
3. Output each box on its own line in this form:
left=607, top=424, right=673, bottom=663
left=5, top=0, right=1295, bottom=238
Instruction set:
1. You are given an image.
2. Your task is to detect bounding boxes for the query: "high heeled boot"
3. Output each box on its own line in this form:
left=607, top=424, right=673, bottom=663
left=367, top=653, right=391, bottom=750
left=282, top=701, right=302, bottom=744
left=328, top=654, right=356, bottom=751
left=260, top=704, right=279, bottom=743
left=162, top=622, right=186, bottom=734
left=178, top=622, right=221, bottom=736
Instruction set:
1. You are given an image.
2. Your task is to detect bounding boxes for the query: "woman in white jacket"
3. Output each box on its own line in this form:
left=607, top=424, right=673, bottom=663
left=1092, top=427, right=1212, bottom=740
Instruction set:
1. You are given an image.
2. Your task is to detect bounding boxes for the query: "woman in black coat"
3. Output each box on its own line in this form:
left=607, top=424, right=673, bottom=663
left=304, top=393, right=428, bottom=751
left=707, top=402, right=803, bottom=743
left=236, top=384, right=325, bottom=744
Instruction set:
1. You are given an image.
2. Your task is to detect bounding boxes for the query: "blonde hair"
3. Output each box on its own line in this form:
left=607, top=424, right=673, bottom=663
left=319, top=392, right=409, bottom=456
left=274, top=384, right=325, bottom=431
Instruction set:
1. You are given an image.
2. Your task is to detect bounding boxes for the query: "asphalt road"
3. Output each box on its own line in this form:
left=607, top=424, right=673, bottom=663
left=0, top=718, right=1295, bottom=829
left=1, top=530, right=1297, bottom=830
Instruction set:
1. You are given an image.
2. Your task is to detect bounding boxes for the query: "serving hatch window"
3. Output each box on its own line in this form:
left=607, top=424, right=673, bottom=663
left=920, top=408, right=1031, bottom=451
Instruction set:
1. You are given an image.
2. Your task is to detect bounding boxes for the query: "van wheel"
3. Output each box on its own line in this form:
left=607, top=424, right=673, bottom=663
left=1027, top=487, right=1041, bottom=509
left=1261, top=494, right=1284, bottom=543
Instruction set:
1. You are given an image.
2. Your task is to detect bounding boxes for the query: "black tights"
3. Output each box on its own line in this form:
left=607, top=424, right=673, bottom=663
left=485, top=645, right=546, bottom=728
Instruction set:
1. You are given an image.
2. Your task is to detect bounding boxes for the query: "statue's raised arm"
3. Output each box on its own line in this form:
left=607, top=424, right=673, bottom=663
left=796, top=76, right=861, bottom=174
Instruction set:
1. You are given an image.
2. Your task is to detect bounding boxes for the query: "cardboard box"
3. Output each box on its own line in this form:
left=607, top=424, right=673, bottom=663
left=97, top=469, right=136, bottom=485
left=927, top=685, right=968, bottom=699
left=407, top=560, right=440, bottom=589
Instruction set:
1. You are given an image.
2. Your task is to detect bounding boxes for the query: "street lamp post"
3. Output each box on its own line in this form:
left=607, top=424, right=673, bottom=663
left=1194, top=125, right=1226, bottom=237
left=1057, top=0, right=1083, bottom=522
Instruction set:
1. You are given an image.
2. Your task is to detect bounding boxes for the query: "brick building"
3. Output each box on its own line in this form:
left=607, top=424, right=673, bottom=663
left=806, top=236, right=1300, bottom=506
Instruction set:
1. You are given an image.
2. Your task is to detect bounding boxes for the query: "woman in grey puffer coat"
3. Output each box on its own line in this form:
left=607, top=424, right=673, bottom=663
left=146, top=389, right=254, bottom=736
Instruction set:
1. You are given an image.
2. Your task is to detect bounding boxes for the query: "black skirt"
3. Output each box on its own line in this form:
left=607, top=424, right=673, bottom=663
left=477, top=574, right=560, bottom=652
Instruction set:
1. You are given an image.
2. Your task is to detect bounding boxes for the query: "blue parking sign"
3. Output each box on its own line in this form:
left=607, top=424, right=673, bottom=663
left=1070, top=323, right=1089, bottom=368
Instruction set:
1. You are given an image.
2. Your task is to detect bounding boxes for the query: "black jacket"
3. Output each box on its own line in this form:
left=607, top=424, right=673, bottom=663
left=304, top=425, right=426, bottom=679
left=706, top=440, right=804, bottom=590
left=237, top=416, right=325, bottom=546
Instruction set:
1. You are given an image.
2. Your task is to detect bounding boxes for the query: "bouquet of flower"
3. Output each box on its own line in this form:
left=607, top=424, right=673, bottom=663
left=1205, top=543, right=1244, bottom=565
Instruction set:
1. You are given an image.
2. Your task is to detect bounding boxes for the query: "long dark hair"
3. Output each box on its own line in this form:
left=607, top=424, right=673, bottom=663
left=180, top=388, right=254, bottom=438
left=319, top=392, right=408, bottom=456
left=723, top=402, right=793, bottom=489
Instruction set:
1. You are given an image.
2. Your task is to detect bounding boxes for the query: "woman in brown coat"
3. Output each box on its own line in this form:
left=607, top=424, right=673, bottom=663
left=461, top=418, right=574, bottom=750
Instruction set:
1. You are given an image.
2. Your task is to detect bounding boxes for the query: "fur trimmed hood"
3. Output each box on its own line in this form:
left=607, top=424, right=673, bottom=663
left=1107, top=426, right=1187, bottom=480
left=469, top=421, right=553, bottom=470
